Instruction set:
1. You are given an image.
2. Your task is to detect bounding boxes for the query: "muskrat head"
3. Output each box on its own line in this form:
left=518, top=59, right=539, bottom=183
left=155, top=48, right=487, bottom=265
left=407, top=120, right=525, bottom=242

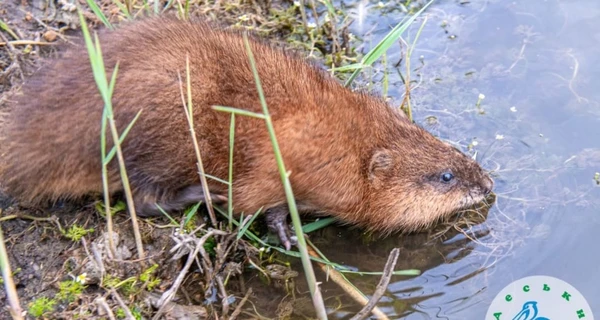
left=364, top=129, right=494, bottom=234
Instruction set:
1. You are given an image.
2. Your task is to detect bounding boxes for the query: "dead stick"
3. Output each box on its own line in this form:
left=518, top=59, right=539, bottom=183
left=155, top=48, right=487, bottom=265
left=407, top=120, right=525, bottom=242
left=95, top=297, right=117, bottom=320
left=0, top=221, right=24, bottom=320
left=178, top=55, right=218, bottom=227
left=307, top=245, right=389, bottom=320
left=229, top=288, right=252, bottom=320
left=110, top=289, right=136, bottom=320
left=216, top=275, right=230, bottom=315
left=0, top=40, right=57, bottom=46
left=349, top=248, right=399, bottom=320
left=153, top=229, right=227, bottom=320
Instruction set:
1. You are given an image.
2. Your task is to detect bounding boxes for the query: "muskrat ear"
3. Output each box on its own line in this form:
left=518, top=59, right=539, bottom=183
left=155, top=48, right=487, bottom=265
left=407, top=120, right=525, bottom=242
left=368, top=149, right=394, bottom=181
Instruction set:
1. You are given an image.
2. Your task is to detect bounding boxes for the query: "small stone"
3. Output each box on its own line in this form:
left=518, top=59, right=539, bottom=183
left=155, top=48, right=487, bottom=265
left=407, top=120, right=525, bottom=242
left=43, top=30, right=58, bottom=42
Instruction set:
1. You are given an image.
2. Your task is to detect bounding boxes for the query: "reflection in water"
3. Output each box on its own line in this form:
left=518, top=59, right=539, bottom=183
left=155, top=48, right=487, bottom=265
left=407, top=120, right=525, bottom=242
left=311, top=202, right=492, bottom=318
left=318, top=0, right=600, bottom=318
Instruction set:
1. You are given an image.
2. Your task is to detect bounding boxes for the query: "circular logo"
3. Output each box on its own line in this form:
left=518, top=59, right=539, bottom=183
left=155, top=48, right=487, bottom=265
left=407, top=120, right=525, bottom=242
left=486, top=275, right=594, bottom=320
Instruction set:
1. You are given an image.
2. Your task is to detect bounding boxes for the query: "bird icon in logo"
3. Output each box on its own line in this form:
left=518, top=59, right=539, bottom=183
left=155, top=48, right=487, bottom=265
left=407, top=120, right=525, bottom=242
left=512, top=301, right=550, bottom=320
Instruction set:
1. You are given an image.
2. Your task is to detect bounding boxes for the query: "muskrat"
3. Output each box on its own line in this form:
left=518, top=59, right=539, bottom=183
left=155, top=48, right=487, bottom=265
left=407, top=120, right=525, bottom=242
left=0, top=16, right=493, bottom=249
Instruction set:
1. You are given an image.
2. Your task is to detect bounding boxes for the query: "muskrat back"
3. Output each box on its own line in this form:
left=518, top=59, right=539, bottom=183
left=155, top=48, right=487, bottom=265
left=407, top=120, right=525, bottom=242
left=0, top=16, right=493, bottom=248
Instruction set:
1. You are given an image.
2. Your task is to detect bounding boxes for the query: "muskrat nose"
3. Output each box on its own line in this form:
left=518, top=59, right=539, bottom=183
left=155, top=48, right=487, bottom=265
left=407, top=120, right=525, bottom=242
left=482, top=176, right=494, bottom=195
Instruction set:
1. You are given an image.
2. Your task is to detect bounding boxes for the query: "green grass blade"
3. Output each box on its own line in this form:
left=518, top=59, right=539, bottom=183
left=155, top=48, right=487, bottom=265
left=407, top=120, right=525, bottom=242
left=78, top=7, right=118, bottom=257
left=0, top=19, right=19, bottom=40
left=382, top=52, right=388, bottom=98
left=101, top=108, right=109, bottom=173
left=318, top=0, right=336, bottom=16
left=92, top=33, right=110, bottom=101
left=183, top=202, right=202, bottom=226
left=111, top=0, right=132, bottom=19
left=341, top=269, right=421, bottom=276
left=301, top=217, right=336, bottom=234
left=236, top=208, right=263, bottom=240
left=344, top=0, right=434, bottom=87
left=78, top=9, right=98, bottom=66
left=228, top=113, right=235, bottom=230
left=156, top=205, right=179, bottom=226
left=204, top=174, right=229, bottom=185
left=344, top=68, right=361, bottom=88
left=242, top=34, right=328, bottom=320
left=184, top=0, right=190, bottom=20
left=409, top=15, right=429, bottom=57
left=78, top=7, right=145, bottom=259
left=107, top=62, right=120, bottom=99
left=84, top=0, right=114, bottom=29
left=154, top=0, right=160, bottom=14
left=212, top=105, right=267, bottom=119
left=362, top=0, right=433, bottom=66
left=329, top=62, right=366, bottom=72
left=213, top=207, right=341, bottom=267
left=104, top=109, right=143, bottom=165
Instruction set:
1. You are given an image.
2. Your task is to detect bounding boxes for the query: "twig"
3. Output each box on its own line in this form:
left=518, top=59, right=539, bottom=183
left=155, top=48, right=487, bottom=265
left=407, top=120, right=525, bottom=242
left=81, top=237, right=107, bottom=280
left=0, top=220, right=24, bottom=320
left=197, top=233, right=216, bottom=283
left=216, top=275, right=230, bottom=315
left=178, top=55, right=218, bottom=227
left=18, top=8, right=69, bottom=43
left=297, top=0, right=310, bottom=38
left=1, top=213, right=55, bottom=223
left=110, top=289, right=135, bottom=320
left=229, top=288, right=252, bottom=320
left=95, top=297, right=117, bottom=320
left=400, top=15, right=428, bottom=122
left=307, top=245, right=388, bottom=320
left=91, top=241, right=107, bottom=274
left=0, top=40, right=57, bottom=46
left=0, top=32, right=24, bottom=82
left=153, top=229, right=227, bottom=320
left=0, top=40, right=56, bottom=47
left=349, top=248, right=399, bottom=320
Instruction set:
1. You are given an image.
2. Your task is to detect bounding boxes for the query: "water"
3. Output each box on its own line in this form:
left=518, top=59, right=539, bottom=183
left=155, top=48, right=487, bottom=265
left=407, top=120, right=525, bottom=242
left=315, top=0, right=600, bottom=318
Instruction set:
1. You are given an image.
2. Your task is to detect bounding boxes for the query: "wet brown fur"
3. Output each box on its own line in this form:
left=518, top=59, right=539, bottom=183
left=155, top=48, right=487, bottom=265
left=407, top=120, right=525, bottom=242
left=0, top=16, right=493, bottom=234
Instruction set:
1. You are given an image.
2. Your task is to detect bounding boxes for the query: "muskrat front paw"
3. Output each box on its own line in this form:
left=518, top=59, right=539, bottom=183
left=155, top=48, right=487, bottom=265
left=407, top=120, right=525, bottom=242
left=265, top=205, right=297, bottom=251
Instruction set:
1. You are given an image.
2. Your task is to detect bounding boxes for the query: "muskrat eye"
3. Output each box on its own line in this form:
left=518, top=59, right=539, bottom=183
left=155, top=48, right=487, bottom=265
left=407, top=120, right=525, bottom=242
left=441, top=172, right=454, bottom=183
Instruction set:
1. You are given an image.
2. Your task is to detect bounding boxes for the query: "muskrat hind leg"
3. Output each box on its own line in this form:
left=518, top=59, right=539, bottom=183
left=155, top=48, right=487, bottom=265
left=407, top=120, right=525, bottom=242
left=136, top=184, right=227, bottom=217
left=265, top=205, right=298, bottom=251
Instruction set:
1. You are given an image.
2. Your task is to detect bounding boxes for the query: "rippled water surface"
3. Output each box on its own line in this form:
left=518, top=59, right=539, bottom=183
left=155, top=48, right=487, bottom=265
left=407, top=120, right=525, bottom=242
left=313, top=0, right=600, bottom=318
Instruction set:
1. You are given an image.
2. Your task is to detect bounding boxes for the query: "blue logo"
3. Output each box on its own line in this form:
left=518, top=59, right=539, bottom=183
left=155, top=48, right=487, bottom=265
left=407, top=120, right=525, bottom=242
left=486, top=276, right=593, bottom=320
left=511, top=301, right=549, bottom=320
